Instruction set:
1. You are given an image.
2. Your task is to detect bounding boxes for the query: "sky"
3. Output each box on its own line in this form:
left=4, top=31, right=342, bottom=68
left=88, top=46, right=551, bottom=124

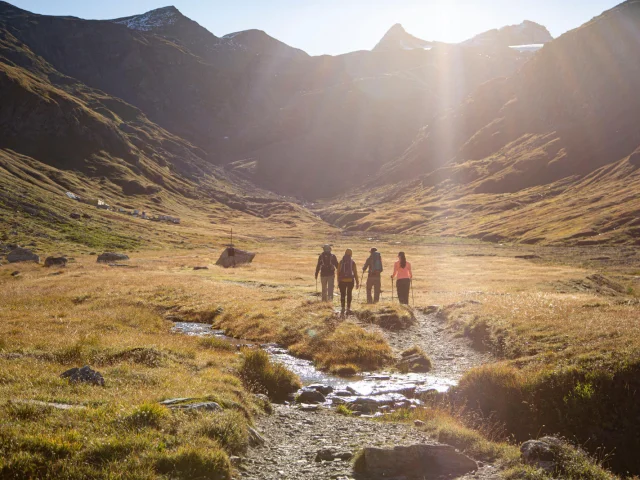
left=8, top=0, right=622, bottom=56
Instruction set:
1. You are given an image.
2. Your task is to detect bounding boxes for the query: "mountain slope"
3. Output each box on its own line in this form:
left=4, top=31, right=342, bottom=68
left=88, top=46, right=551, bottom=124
left=320, top=0, right=640, bottom=245
left=463, top=20, right=552, bottom=47
left=0, top=1, right=531, bottom=199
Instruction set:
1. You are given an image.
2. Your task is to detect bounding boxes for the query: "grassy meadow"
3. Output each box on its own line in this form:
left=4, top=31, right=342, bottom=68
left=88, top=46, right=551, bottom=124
left=1, top=192, right=640, bottom=478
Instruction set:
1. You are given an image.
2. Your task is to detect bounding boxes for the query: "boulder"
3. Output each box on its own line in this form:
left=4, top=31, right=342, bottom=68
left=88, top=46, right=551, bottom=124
left=521, top=437, right=563, bottom=472
left=315, top=447, right=353, bottom=462
left=167, top=402, right=222, bottom=412
left=70, top=213, right=81, bottom=219
left=307, top=384, right=334, bottom=396
left=216, top=247, right=255, bottom=268
left=7, top=248, right=39, bottom=264
left=359, top=444, right=477, bottom=478
left=60, top=366, right=105, bottom=386
left=248, top=427, right=266, bottom=446
left=97, top=252, right=129, bottom=263
left=297, top=388, right=326, bottom=404
left=44, top=257, right=67, bottom=268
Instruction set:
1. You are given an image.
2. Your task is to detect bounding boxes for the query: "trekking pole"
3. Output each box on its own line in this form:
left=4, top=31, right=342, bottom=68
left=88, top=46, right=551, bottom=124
left=391, top=278, right=394, bottom=303
left=411, top=279, right=415, bottom=307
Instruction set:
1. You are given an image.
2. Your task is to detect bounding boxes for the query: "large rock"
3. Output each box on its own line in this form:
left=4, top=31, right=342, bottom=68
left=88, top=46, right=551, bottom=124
left=521, top=437, right=563, bottom=472
left=60, top=366, right=105, bottom=386
left=7, top=248, right=39, bottom=264
left=216, top=247, right=255, bottom=268
left=296, top=388, right=326, bottom=404
left=359, top=444, right=477, bottom=478
left=97, top=252, right=129, bottom=263
left=166, top=402, right=222, bottom=412
left=307, top=384, right=334, bottom=396
left=44, top=257, right=67, bottom=268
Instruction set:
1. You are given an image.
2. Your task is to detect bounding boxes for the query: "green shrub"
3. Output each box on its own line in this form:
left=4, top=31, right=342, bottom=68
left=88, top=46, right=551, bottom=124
left=238, top=349, right=301, bottom=402
left=336, top=404, right=353, bottom=416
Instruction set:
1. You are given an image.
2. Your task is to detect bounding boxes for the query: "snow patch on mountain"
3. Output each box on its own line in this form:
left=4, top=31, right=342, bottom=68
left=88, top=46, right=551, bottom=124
left=509, top=44, right=545, bottom=53
left=113, top=6, right=179, bottom=32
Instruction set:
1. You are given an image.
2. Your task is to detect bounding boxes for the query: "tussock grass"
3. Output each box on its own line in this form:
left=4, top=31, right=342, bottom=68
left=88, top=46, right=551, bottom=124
left=238, top=349, right=301, bottom=403
left=354, top=303, right=415, bottom=331
left=398, top=345, right=433, bottom=373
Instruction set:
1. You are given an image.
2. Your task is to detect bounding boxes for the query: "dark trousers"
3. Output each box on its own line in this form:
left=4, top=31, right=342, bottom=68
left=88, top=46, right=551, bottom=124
left=338, top=281, right=354, bottom=311
left=366, top=275, right=381, bottom=304
left=396, top=278, right=411, bottom=305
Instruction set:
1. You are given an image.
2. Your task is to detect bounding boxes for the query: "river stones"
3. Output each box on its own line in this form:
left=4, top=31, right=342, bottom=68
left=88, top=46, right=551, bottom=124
left=60, top=366, right=105, bottom=386
left=297, top=388, right=326, bottom=404
left=315, top=447, right=353, bottom=462
left=97, top=252, right=129, bottom=263
left=7, top=247, right=39, bottom=264
left=44, top=256, right=67, bottom=267
left=307, top=384, right=334, bottom=396
left=358, top=444, right=477, bottom=478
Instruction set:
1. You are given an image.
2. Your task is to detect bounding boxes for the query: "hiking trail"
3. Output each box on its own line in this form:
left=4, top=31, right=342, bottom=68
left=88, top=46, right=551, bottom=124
left=235, top=310, right=496, bottom=479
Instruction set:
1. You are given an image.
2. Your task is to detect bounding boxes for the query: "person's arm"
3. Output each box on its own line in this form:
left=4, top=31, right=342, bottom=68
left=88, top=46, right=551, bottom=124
left=363, top=257, right=370, bottom=273
left=353, top=261, right=360, bottom=287
left=332, top=255, right=339, bottom=270
left=408, top=262, right=413, bottom=279
left=315, top=255, right=321, bottom=278
left=336, top=260, right=341, bottom=280
left=392, top=261, right=398, bottom=279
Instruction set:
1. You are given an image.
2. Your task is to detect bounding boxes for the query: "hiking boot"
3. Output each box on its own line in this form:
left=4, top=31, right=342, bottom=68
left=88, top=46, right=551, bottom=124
left=340, top=309, right=345, bottom=318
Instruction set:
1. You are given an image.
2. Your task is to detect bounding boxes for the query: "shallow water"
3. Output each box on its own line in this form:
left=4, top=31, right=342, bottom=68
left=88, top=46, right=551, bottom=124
left=172, top=322, right=457, bottom=404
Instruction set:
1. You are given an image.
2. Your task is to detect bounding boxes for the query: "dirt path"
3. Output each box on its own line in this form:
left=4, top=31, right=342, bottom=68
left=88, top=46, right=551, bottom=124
left=362, top=311, right=491, bottom=380
left=237, top=310, right=496, bottom=479
left=238, top=405, right=500, bottom=480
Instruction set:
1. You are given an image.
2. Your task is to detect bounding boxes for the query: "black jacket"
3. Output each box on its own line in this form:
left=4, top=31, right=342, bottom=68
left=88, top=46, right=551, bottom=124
left=316, top=252, right=339, bottom=277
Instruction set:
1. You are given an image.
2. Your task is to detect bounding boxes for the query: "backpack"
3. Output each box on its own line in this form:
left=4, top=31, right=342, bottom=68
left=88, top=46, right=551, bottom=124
left=340, top=256, right=354, bottom=279
left=319, top=252, right=335, bottom=275
left=371, top=252, right=383, bottom=274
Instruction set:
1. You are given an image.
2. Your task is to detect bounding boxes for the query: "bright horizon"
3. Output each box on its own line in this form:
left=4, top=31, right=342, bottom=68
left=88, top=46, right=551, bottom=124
left=6, top=0, right=622, bottom=55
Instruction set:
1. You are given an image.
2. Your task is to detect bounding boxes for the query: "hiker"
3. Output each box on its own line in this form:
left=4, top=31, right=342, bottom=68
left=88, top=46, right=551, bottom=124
left=315, top=245, right=339, bottom=302
left=362, top=247, right=383, bottom=304
left=391, top=252, right=412, bottom=305
left=337, top=248, right=360, bottom=316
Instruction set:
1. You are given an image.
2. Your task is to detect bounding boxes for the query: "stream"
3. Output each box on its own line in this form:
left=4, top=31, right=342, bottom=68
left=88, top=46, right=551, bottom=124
left=173, top=322, right=457, bottom=412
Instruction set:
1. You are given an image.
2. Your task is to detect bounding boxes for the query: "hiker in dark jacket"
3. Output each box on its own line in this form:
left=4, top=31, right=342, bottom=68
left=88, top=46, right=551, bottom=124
left=362, top=247, right=383, bottom=304
left=337, top=248, right=360, bottom=316
left=315, top=245, right=339, bottom=302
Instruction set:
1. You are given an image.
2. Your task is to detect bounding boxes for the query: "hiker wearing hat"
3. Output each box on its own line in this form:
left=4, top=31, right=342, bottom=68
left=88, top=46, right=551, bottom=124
left=315, top=245, right=339, bottom=302
left=362, top=248, right=383, bottom=304
left=391, top=252, right=412, bottom=305
left=337, top=248, right=360, bottom=316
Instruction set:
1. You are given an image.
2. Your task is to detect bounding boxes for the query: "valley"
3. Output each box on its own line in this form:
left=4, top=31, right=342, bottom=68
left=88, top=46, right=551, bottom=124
left=1, top=0, right=640, bottom=478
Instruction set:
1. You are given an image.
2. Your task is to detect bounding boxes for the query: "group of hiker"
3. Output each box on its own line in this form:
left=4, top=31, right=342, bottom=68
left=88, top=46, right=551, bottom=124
left=314, top=245, right=413, bottom=315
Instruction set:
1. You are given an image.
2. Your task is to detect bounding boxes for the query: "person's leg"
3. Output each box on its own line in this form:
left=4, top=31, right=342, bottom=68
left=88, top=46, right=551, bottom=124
left=321, top=276, right=328, bottom=302
left=339, top=282, right=347, bottom=312
left=346, top=283, right=354, bottom=312
left=373, top=277, right=381, bottom=303
left=328, top=275, right=335, bottom=301
left=399, top=279, right=410, bottom=304
left=366, top=277, right=374, bottom=304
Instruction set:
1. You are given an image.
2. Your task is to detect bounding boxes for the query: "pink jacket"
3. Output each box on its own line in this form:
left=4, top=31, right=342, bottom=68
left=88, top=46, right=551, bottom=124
left=392, top=261, right=412, bottom=280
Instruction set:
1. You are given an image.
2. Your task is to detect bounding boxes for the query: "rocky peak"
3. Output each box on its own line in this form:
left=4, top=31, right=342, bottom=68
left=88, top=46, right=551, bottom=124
left=374, top=23, right=434, bottom=51
left=464, top=20, right=553, bottom=47
left=112, top=6, right=183, bottom=32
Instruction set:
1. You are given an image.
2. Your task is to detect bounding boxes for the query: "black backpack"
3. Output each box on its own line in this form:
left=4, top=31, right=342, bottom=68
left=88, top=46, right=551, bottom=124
left=319, top=252, right=335, bottom=275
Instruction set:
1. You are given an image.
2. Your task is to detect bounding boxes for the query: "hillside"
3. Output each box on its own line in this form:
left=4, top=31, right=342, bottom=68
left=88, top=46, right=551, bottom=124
left=0, top=1, right=532, bottom=199
left=319, top=0, right=640, bottom=246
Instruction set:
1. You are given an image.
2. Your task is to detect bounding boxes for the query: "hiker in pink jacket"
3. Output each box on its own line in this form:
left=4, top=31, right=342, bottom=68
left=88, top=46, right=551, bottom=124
left=391, top=252, right=412, bottom=305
